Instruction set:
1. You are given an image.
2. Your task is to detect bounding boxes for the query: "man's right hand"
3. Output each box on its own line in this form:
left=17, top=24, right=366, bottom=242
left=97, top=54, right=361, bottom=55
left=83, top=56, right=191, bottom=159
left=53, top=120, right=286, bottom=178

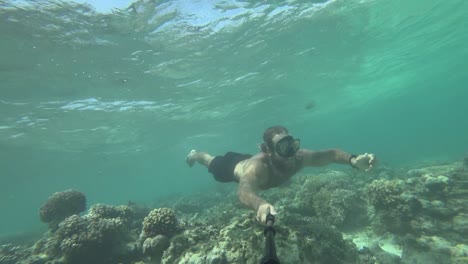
left=256, top=203, right=277, bottom=224
left=351, top=153, right=377, bottom=171
left=186, top=149, right=197, bottom=167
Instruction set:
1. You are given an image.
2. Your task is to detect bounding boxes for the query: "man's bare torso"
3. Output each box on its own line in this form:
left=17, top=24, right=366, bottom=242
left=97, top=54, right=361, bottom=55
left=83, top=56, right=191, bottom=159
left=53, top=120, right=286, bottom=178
left=233, top=152, right=303, bottom=190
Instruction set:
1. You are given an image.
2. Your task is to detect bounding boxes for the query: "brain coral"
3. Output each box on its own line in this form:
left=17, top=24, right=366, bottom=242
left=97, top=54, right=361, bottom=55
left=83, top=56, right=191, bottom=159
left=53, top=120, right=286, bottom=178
left=53, top=214, right=126, bottom=263
left=88, top=204, right=134, bottom=225
left=39, top=189, right=86, bottom=228
left=366, top=179, right=402, bottom=209
left=142, top=208, right=179, bottom=238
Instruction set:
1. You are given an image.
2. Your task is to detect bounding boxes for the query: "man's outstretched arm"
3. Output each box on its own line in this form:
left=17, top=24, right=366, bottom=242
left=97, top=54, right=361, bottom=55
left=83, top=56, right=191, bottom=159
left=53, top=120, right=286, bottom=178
left=237, top=180, right=266, bottom=212
left=299, top=149, right=377, bottom=171
left=300, top=149, right=352, bottom=166
left=237, top=168, right=277, bottom=223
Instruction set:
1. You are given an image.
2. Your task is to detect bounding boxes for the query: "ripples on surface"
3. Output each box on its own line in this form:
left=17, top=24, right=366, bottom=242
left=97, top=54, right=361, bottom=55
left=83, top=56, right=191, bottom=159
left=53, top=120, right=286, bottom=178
left=1, top=0, right=467, bottom=152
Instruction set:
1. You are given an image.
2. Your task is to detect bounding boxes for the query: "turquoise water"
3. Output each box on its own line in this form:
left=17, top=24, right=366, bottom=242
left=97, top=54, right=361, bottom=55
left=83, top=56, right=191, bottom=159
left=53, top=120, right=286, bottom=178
left=0, top=0, right=467, bottom=237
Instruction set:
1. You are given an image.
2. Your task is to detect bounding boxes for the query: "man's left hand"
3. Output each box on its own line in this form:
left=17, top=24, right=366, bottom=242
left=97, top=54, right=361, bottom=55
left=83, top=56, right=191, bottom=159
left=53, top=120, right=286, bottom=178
left=352, top=153, right=377, bottom=171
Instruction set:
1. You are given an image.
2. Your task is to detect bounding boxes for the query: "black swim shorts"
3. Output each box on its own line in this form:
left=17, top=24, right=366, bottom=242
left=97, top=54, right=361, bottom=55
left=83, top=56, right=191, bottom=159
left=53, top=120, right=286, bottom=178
left=208, top=152, right=252, bottom=183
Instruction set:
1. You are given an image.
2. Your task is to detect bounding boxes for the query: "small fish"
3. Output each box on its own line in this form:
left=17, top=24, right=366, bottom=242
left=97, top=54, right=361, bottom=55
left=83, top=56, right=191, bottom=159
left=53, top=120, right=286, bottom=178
left=305, top=101, right=316, bottom=110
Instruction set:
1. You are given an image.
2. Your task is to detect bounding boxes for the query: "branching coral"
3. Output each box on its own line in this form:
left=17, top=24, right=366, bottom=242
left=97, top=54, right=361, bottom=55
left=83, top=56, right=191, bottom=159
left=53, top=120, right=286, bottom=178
left=39, top=189, right=86, bottom=229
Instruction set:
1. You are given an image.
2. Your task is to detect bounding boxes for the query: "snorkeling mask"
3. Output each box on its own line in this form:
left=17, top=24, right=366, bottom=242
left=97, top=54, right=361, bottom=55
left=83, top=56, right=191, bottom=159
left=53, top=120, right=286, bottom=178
left=275, top=135, right=300, bottom=157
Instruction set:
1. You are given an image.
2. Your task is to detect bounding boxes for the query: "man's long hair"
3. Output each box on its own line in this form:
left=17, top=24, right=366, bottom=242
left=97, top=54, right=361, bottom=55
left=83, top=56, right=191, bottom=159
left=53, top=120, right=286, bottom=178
left=260, top=126, right=288, bottom=153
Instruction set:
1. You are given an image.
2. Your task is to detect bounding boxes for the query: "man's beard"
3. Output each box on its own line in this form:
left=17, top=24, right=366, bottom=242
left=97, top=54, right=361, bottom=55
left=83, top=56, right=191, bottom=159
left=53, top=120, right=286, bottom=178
left=271, top=155, right=295, bottom=172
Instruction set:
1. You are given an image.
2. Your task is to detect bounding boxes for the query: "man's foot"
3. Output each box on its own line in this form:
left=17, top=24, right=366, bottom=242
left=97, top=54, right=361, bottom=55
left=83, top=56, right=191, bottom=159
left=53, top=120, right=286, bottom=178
left=186, top=149, right=197, bottom=167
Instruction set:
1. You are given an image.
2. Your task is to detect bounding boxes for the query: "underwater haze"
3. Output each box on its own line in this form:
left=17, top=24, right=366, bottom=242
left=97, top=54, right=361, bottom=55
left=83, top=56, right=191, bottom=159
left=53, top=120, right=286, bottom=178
left=1, top=0, right=468, bottom=237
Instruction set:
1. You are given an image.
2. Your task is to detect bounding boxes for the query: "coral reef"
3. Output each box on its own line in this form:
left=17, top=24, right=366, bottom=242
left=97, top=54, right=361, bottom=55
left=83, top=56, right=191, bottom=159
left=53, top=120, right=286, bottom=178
left=88, top=203, right=134, bottom=225
left=142, top=234, right=170, bottom=261
left=158, top=214, right=359, bottom=264
left=293, top=217, right=358, bottom=263
left=2, top=161, right=468, bottom=264
left=0, top=244, right=31, bottom=264
left=365, top=163, right=468, bottom=263
left=142, top=208, right=179, bottom=238
left=34, top=203, right=138, bottom=264
left=39, top=189, right=86, bottom=230
left=138, top=208, right=180, bottom=263
left=366, top=179, right=422, bottom=234
left=57, top=215, right=126, bottom=261
left=463, top=153, right=468, bottom=168
left=366, top=179, right=403, bottom=209
left=313, top=188, right=367, bottom=229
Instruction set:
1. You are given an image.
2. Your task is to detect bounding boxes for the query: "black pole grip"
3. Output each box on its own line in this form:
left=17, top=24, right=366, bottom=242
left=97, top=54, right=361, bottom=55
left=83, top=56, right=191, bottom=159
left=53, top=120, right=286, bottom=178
left=260, top=214, right=280, bottom=264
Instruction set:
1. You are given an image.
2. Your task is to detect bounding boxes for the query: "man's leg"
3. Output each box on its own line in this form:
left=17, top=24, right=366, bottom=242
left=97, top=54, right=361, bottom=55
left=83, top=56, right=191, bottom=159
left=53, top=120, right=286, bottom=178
left=186, top=149, right=215, bottom=168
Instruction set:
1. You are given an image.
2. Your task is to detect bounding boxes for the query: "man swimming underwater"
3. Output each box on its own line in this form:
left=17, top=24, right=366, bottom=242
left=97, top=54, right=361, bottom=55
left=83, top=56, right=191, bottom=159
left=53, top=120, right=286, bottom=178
left=186, top=126, right=377, bottom=224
